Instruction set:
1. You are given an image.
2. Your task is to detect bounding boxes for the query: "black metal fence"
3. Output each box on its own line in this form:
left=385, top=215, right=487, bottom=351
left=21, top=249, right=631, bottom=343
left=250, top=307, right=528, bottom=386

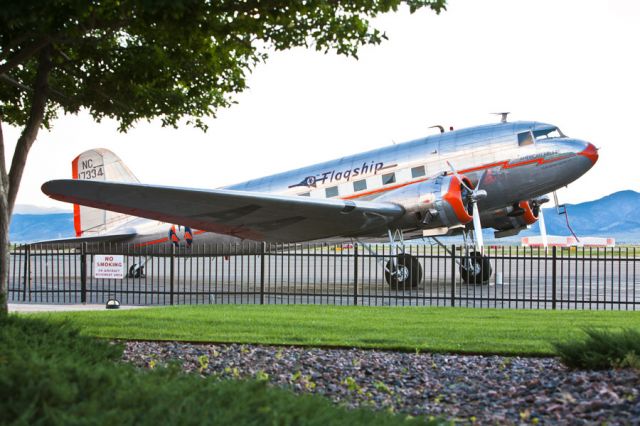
left=6, top=243, right=640, bottom=310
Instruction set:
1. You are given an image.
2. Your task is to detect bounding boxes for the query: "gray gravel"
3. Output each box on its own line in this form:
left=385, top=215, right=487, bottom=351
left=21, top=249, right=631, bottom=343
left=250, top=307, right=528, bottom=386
left=122, top=341, right=640, bottom=425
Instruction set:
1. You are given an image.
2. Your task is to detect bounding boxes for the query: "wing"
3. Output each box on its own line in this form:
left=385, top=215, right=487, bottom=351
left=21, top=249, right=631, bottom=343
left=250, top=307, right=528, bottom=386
left=41, top=180, right=404, bottom=242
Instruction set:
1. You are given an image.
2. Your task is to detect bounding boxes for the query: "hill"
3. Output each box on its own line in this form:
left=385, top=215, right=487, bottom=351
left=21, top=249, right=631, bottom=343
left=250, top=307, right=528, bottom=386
left=9, top=213, right=74, bottom=243
left=523, top=190, right=640, bottom=243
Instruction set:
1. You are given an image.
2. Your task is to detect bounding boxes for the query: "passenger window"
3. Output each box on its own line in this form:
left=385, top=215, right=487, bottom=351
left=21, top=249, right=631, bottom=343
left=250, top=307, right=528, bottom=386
left=353, top=179, right=367, bottom=192
left=411, top=166, right=426, bottom=178
left=325, top=186, right=339, bottom=198
left=517, top=131, right=534, bottom=146
left=382, top=173, right=396, bottom=185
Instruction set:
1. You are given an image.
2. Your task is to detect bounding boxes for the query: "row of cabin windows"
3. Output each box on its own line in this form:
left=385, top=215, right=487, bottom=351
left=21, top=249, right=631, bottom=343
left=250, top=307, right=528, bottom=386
left=319, top=165, right=427, bottom=198
left=298, top=129, right=559, bottom=199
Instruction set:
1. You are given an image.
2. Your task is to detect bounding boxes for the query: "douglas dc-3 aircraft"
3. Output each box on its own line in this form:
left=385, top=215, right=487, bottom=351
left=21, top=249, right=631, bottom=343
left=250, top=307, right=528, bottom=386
left=41, top=115, right=598, bottom=287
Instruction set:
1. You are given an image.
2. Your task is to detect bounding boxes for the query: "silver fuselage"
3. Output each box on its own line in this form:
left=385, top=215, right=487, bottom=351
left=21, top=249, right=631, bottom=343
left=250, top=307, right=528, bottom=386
left=123, top=120, right=598, bottom=245
left=228, top=121, right=594, bottom=212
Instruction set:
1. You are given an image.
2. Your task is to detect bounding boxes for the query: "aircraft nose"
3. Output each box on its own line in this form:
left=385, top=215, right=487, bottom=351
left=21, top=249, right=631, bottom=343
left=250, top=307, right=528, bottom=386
left=578, top=142, right=599, bottom=165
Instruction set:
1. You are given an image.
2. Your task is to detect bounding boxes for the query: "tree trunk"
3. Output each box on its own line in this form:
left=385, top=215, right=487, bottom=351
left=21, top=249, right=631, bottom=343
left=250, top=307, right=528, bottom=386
left=0, top=45, right=52, bottom=314
left=0, top=119, right=8, bottom=315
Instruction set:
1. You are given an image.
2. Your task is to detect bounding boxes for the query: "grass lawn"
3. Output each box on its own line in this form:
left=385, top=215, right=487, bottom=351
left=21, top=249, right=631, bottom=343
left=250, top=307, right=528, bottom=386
left=35, top=305, right=640, bottom=356
left=1, top=315, right=442, bottom=425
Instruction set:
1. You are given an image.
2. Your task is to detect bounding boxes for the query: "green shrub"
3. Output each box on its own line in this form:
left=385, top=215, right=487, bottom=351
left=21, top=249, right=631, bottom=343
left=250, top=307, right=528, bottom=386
left=0, top=316, right=442, bottom=425
left=553, top=328, right=640, bottom=370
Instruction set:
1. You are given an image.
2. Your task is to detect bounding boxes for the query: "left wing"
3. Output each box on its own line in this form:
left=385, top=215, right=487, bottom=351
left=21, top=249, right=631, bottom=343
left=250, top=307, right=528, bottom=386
left=42, top=180, right=405, bottom=242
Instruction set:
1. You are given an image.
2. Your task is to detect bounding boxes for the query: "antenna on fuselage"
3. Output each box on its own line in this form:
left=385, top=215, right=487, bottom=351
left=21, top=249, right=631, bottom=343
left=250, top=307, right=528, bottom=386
left=429, top=125, right=445, bottom=134
left=492, top=112, right=510, bottom=123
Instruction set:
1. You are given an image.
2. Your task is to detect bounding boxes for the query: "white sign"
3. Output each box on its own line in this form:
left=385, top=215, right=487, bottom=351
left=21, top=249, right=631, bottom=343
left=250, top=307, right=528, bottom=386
left=94, top=255, right=125, bottom=279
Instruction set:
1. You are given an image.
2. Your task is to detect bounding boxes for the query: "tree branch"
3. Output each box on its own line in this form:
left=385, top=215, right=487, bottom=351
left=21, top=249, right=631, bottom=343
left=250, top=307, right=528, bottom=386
left=7, top=44, right=53, bottom=216
left=0, top=36, right=51, bottom=76
left=0, top=73, right=69, bottom=105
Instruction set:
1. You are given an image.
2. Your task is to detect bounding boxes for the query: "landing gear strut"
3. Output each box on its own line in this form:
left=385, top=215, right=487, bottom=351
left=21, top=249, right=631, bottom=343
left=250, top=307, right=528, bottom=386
left=382, top=229, right=423, bottom=290
left=430, top=230, right=493, bottom=285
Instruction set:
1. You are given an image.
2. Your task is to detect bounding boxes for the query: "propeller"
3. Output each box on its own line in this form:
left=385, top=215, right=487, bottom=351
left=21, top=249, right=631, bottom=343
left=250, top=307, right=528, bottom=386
left=446, top=161, right=488, bottom=252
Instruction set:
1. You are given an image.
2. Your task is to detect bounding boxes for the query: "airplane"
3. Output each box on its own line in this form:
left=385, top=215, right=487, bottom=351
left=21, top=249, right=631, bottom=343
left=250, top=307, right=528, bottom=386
left=41, top=115, right=599, bottom=287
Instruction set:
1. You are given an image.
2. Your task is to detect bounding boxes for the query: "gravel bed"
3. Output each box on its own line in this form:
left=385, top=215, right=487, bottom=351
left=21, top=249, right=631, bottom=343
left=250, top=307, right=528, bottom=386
left=122, top=341, right=640, bottom=425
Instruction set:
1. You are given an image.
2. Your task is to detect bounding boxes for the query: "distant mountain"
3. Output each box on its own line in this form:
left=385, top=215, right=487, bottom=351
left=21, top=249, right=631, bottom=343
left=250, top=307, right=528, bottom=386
left=9, top=213, right=74, bottom=243
left=13, top=204, right=71, bottom=215
left=8, top=190, right=640, bottom=244
left=523, top=190, right=640, bottom=243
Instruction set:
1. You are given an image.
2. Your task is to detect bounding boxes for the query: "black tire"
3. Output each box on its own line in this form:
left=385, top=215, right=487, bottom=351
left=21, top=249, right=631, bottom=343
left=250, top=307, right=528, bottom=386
left=460, top=251, right=492, bottom=284
left=128, top=264, right=145, bottom=278
left=384, top=254, right=423, bottom=290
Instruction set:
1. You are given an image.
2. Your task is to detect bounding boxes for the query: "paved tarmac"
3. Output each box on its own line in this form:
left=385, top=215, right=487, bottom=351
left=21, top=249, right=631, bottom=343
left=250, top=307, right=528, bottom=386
left=7, top=248, right=640, bottom=310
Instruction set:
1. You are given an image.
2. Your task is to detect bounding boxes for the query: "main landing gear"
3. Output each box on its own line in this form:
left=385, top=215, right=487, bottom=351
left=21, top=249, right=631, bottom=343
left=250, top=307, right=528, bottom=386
left=385, top=253, right=423, bottom=290
left=358, top=229, right=424, bottom=290
left=459, top=250, right=492, bottom=285
left=457, top=227, right=492, bottom=285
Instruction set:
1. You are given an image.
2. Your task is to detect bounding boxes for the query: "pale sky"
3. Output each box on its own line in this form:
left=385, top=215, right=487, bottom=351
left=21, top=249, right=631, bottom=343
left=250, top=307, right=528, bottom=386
left=4, top=0, right=640, bottom=211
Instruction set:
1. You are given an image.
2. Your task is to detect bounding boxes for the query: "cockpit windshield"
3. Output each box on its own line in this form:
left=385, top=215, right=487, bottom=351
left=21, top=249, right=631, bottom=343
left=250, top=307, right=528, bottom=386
left=533, top=127, right=565, bottom=139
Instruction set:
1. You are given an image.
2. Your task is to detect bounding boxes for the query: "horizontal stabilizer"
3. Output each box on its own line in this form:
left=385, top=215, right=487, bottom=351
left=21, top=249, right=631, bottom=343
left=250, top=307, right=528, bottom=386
left=28, top=232, right=137, bottom=247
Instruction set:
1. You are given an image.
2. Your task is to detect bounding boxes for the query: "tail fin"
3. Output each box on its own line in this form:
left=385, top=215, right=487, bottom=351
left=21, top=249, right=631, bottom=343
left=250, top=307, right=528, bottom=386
left=71, top=148, right=139, bottom=237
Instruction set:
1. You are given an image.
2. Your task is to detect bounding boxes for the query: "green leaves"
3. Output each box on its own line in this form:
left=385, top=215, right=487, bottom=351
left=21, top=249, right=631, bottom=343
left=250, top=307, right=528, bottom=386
left=0, top=0, right=447, bottom=131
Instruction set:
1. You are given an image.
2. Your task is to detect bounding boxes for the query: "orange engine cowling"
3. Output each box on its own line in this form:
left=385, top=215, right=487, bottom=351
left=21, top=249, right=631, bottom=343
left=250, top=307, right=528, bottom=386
left=375, top=174, right=474, bottom=229
left=518, top=200, right=540, bottom=225
left=484, top=200, right=539, bottom=233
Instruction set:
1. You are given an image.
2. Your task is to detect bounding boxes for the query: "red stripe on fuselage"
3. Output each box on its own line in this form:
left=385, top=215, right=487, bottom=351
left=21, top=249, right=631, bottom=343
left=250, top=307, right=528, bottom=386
left=134, top=237, right=170, bottom=247
left=340, top=153, right=572, bottom=201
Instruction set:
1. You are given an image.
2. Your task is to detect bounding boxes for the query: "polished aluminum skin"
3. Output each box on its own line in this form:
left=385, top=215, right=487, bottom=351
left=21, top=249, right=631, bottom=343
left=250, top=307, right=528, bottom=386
left=41, top=120, right=598, bottom=246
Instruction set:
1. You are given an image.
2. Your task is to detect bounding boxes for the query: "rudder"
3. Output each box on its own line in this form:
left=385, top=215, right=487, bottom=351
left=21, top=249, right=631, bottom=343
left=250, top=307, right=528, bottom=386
left=71, top=148, right=138, bottom=236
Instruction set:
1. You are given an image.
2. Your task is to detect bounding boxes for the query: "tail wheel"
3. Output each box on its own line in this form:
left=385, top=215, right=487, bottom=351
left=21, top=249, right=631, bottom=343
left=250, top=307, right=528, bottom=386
left=385, top=254, right=423, bottom=290
left=128, top=264, right=145, bottom=278
left=460, top=251, right=492, bottom=284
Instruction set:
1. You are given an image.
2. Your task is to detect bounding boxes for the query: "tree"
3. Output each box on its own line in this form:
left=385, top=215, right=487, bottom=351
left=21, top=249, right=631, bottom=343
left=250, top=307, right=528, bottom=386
left=0, top=0, right=446, bottom=312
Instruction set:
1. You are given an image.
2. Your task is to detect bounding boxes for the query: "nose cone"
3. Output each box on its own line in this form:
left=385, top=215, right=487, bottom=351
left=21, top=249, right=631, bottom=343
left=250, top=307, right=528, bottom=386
left=578, top=142, right=599, bottom=165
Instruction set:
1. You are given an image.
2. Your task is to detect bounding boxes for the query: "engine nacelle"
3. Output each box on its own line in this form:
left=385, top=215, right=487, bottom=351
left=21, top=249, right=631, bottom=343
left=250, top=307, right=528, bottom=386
left=485, top=199, right=540, bottom=237
left=376, top=174, right=474, bottom=230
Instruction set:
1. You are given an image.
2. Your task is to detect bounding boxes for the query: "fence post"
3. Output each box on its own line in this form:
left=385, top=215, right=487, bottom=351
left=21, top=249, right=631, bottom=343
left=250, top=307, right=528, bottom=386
left=450, top=244, right=456, bottom=307
left=552, top=246, right=557, bottom=310
left=80, top=242, right=87, bottom=304
left=169, top=244, right=175, bottom=305
left=260, top=242, right=266, bottom=305
left=22, top=245, right=30, bottom=302
left=353, top=243, right=358, bottom=306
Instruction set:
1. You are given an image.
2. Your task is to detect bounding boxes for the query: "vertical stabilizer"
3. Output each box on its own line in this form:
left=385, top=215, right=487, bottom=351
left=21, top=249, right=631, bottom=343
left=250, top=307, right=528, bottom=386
left=71, top=148, right=138, bottom=236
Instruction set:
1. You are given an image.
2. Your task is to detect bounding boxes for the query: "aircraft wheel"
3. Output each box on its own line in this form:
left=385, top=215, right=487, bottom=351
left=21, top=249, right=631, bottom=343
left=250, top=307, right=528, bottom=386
left=460, top=251, right=492, bottom=284
left=385, top=254, right=423, bottom=290
left=128, top=264, right=145, bottom=278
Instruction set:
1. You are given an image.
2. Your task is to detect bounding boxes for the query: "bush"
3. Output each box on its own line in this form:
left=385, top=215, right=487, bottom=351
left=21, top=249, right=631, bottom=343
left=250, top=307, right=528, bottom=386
left=553, top=328, right=640, bottom=370
left=0, top=316, right=441, bottom=425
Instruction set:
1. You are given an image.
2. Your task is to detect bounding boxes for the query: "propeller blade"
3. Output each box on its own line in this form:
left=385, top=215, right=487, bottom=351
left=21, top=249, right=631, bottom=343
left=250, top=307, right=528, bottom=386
left=475, top=169, right=488, bottom=192
left=472, top=202, right=484, bottom=252
left=538, top=206, right=548, bottom=248
left=445, top=161, right=473, bottom=192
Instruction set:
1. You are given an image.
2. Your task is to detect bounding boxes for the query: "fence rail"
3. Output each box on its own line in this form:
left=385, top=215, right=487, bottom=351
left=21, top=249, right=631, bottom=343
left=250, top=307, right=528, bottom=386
left=6, top=243, right=640, bottom=310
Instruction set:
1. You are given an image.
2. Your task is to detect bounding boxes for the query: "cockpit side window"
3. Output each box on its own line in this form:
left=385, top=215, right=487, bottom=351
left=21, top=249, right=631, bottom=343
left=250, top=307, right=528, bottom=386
left=533, top=127, right=565, bottom=139
left=517, top=131, right=534, bottom=146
